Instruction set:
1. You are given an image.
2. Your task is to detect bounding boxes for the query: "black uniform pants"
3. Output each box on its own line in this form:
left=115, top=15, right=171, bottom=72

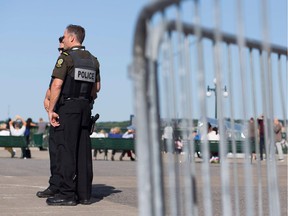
left=54, top=100, right=93, bottom=200
left=48, top=126, right=61, bottom=192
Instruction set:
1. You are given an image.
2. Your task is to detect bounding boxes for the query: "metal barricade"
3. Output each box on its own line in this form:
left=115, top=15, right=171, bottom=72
left=130, top=1, right=287, bottom=215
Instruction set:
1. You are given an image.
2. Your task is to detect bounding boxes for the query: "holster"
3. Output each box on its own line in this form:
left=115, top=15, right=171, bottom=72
left=89, top=113, right=100, bottom=135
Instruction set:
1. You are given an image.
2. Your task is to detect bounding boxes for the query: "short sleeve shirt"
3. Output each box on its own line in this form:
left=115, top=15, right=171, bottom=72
left=51, top=46, right=100, bottom=83
left=10, top=125, right=26, bottom=136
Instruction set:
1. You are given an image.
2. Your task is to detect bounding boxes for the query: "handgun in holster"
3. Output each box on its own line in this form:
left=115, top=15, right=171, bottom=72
left=89, top=113, right=100, bottom=135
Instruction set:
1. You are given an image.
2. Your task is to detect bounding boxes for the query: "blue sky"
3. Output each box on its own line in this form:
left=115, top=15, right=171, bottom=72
left=0, top=0, right=286, bottom=122
left=0, top=0, right=147, bottom=122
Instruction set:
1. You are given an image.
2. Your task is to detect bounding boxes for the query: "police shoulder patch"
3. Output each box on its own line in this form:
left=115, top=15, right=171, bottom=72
left=56, top=58, right=64, bottom=68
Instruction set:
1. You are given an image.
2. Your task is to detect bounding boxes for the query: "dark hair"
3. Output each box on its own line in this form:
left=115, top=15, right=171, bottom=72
left=212, top=127, right=218, bottom=135
left=26, top=118, right=33, bottom=129
left=208, top=122, right=212, bottom=129
left=66, top=24, right=85, bottom=44
left=6, top=118, right=11, bottom=129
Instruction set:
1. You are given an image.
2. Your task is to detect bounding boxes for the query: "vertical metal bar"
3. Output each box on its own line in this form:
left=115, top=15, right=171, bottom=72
left=148, top=58, right=165, bottom=216
left=198, top=46, right=212, bottom=216
left=162, top=33, right=175, bottom=126
left=260, top=0, right=281, bottom=214
left=175, top=3, right=198, bottom=215
left=213, top=42, right=232, bottom=216
left=259, top=50, right=270, bottom=216
left=164, top=31, right=179, bottom=216
left=161, top=32, right=171, bottom=213
left=146, top=19, right=166, bottom=216
left=183, top=35, right=198, bottom=216
left=239, top=28, right=255, bottom=216
left=277, top=54, right=287, bottom=135
left=193, top=1, right=213, bottom=216
left=213, top=1, right=232, bottom=215
left=266, top=52, right=282, bottom=216
left=250, top=49, right=263, bottom=216
left=235, top=1, right=255, bottom=215
left=176, top=3, right=193, bottom=215
left=132, top=56, right=153, bottom=216
left=175, top=5, right=186, bottom=215
left=260, top=50, right=278, bottom=216
left=227, top=44, right=240, bottom=216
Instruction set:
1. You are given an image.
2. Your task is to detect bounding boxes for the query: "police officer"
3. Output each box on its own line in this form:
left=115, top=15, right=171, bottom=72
left=36, top=36, right=65, bottom=199
left=46, top=24, right=100, bottom=206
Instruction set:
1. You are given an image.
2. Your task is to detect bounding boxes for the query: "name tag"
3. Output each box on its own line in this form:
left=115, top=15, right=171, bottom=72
left=74, top=68, right=96, bottom=83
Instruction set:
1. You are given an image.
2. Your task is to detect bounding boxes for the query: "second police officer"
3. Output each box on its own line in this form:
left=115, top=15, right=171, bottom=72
left=46, top=24, right=101, bottom=206
left=36, top=36, right=65, bottom=199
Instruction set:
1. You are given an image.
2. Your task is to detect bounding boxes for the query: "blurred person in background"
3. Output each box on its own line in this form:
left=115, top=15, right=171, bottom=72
left=37, top=117, right=48, bottom=134
left=257, top=115, right=265, bottom=161
left=91, top=129, right=107, bottom=160
left=120, top=126, right=136, bottom=161
left=274, top=118, right=284, bottom=161
left=36, top=117, right=49, bottom=151
left=162, top=124, right=174, bottom=153
left=0, top=122, right=16, bottom=158
left=248, top=117, right=257, bottom=160
left=9, top=115, right=27, bottom=158
left=108, top=127, right=123, bottom=161
left=23, top=118, right=36, bottom=158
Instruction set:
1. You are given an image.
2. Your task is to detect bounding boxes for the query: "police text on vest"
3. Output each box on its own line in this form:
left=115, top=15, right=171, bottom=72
left=74, top=68, right=96, bottom=83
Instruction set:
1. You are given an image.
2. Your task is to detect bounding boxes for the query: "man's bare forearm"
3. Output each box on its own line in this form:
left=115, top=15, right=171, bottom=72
left=48, top=79, right=63, bottom=113
left=44, top=89, right=51, bottom=112
left=91, top=82, right=101, bottom=100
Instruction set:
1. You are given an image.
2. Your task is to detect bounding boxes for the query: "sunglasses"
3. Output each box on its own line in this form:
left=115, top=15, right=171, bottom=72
left=58, top=36, right=64, bottom=43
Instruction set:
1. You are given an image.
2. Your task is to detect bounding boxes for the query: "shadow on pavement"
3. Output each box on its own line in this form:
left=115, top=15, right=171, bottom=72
left=91, top=184, right=122, bottom=203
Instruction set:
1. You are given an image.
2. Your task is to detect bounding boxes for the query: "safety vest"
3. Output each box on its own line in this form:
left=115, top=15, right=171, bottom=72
left=61, top=49, right=97, bottom=100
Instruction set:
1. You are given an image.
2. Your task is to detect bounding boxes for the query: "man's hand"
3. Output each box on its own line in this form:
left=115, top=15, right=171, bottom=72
left=48, top=111, right=60, bottom=127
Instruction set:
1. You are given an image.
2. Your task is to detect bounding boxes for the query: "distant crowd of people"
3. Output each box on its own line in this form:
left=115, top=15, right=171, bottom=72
left=161, top=122, right=221, bottom=163
left=0, top=115, right=48, bottom=159
left=1, top=115, right=286, bottom=164
left=161, top=115, right=287, bottom=163
left=248, top=115, right=286, bottom=161
left=0, top=117, right=137, bottom=161
left=90, top=125, right=136, bottom=161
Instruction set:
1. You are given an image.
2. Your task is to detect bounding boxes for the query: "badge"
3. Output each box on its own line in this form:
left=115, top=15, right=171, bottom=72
left=56, top=58, right=64, bottom=68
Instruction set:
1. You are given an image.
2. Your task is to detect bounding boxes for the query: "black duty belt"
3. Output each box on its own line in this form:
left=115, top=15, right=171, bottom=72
left=64, top=97, right=90, bottom=101
left=57, top=96, right=92, bottom=106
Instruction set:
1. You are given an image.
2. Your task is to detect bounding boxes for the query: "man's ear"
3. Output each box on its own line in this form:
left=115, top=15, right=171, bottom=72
left=70, top=35, right=75, bottom=43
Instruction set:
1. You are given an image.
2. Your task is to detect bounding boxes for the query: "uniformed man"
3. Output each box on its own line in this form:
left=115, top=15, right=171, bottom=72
left=36, top=36, right=65, bottom=199
left=46, top=25, right=100, bottom=206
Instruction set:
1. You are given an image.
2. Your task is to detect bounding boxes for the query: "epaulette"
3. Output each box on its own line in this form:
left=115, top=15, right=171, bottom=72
left=62, top=51, right=69, bottom=56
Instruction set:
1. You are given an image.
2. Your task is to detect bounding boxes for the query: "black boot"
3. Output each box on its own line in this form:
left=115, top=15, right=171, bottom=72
left=36, top=188, right=58, bottom=198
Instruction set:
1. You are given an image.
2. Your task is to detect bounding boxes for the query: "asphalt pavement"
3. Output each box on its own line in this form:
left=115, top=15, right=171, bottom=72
left=0, top=148, right=287, bottom=216
left=0, top=148, right=138, bottom=216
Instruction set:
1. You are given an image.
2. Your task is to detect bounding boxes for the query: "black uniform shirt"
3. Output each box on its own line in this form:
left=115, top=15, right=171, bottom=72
left=52, top=46, right=100, bottom=83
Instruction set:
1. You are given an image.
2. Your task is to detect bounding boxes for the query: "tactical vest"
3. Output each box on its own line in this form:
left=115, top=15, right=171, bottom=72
left=61, top=49, right=97, bottom=100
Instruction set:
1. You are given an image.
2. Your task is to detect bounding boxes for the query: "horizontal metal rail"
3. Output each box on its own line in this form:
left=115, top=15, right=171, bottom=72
left=133, top=0, right=181, bottom=59
left=166, top=20, right=287, bottom=56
